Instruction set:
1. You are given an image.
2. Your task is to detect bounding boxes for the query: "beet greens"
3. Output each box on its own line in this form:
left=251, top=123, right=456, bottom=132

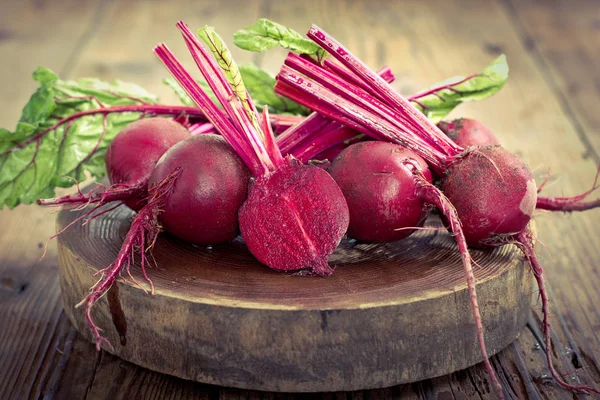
left=0, top=68, right=209, bottom=209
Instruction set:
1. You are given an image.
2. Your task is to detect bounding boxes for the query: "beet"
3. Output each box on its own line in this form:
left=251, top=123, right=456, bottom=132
left=328, top=141, right=431, bottom=242
left=442, top=146, right=537, bottom=247
left=105, top=118, right=190, bottom=210
left=239, top=160, right=348, bottom=275
left=149, top=134, right=251, bottom=245
left=438, top=118, right=600, bottom=213
left=438, top=118, right=500, bottom=148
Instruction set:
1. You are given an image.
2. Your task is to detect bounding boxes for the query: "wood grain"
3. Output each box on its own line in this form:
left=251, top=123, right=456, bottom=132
left=0, top=1, right=110, bottom=399
left=501, top=0, right=600, bottom=160
left=57, top=205, right=532, bottom=392
left=0, top=0, right=599, bottom=398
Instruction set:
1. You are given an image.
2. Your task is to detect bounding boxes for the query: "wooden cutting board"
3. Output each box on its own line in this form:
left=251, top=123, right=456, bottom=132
left=57, top=205, right=532, bottom=392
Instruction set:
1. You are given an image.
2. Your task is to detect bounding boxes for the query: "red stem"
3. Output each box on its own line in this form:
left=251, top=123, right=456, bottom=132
left=292, top=125, right=357, bottom=163
left=276, top=115, right=336, bottom=156
left=175, top=22, right=275, bottom=174
left=260, top=106, right=285, bottom=167
left=284, top=53, right=437, bottom=154
left=276, top=67, right=448, bottom=173
left=189, top=122, right=217, bottom=135
left=408, top=74, right=475, bottom=101
left=271, top=114, right=304, bottom=134
left=178, top=24, right=259, bottom=143
left=322, top=58, right=393, bottom=102
left=154, top=43, right=265, bottom=176
left=306, top=25, right=462, bottom=157
left=277, top=65, right=396, bottom=160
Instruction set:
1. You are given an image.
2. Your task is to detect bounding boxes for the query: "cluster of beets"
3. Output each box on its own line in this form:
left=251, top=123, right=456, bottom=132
left=39, top=22, right=599, bottom=399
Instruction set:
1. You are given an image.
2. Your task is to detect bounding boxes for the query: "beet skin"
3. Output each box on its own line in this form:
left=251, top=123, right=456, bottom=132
left=442, top=146, right=537, bottom=247
left=239, top=159, right=349, bottom=276
left=105, top=118, right=189, bottom=210
left=149, top=134, right=251, bottom=245
left=328, top=141, right=432, bottom=242
left=438, top=118, right=500, bottom=148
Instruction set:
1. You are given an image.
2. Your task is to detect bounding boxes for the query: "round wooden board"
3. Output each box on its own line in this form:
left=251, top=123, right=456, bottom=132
left=57, top=205, right=532, bottom=393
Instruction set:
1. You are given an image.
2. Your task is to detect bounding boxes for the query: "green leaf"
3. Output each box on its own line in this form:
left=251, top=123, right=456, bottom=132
left=32, top=67, right=59, bottom=86
left=410, top=55, right=509, bottom=123
left=0, top=67, right=158, bottom=209
left=233, top=18, right=326, bottom=61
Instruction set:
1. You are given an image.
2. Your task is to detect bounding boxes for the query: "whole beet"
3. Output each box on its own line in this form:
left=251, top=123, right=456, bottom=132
left=149, top=134, right=251, bottom=245
left=442, top=146, right=537, bottom=247
left=438, top=118, right=500, bottom=147
left=105, top=118, right=190, bottom=210
left=328, top=141, right=432, bottom=242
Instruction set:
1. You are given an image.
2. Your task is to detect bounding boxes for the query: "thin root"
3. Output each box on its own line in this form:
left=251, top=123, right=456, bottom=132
left=516, top=228, right=600, bottom=395
left=537, top=168, right=552, bottom=193
left=393, top=225, right=448, bottom=232
left=536, top=163, right=600, bottom=212
left=38, top=181, right=147, bottom=260
left=77, top=168, right=181, bottom=350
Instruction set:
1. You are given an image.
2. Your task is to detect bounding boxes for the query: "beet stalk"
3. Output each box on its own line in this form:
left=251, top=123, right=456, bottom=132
left=276, top=66, right=395, bottom=162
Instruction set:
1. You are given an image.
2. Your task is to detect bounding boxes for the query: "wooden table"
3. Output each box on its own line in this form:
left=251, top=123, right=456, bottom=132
left=1, top=0, right=599, bottom=398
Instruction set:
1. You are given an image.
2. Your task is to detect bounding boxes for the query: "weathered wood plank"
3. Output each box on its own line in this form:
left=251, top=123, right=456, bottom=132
left=500, top=0, right=600, bottom=160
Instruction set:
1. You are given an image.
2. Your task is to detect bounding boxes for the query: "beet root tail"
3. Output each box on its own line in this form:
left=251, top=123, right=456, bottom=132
left=37, top=182, right=145, bottom=207
left=537, top=164, right=600, bottom=212
left=536, top=196, right=600, bottom=212
left=516, top=228, right=600, bottom=395
left=413, top=168, right=505, bottom=400
left=310, top=258, right=334, bottom=277
left=75, top=169, right=181, bottom=350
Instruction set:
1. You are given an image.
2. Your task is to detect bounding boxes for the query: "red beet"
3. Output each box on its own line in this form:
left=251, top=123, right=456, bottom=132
left=239, top=159, right=349, bottom=275
left=328, top=141, right=431, bottom=242
left=442, top=146, right=537, bottom=247
left=438, top=118, right=500, bottom=147
left=105, top=117, right=190, bottom=210
left=149, top=134, right=251, bottom=245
